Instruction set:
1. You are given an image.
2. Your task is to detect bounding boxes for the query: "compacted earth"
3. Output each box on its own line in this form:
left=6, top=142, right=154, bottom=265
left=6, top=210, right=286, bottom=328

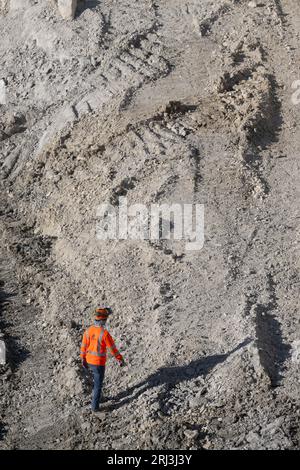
left=0, top=0, right=300, bottom=449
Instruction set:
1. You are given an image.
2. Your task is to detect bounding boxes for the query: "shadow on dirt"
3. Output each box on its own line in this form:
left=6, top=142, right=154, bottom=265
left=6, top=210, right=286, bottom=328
left=0, top=277, right=31, bottom=443
left=255, top=307, right=291, bottom=388
left=77, top=0, right=101, bottom=16
left=255, top=273, right=292, bottom=387
left=249, top=75, right=283, bottom=153
left=104, top=338, right=253, bottom=411
left=0, top=279, right=30, bottom=372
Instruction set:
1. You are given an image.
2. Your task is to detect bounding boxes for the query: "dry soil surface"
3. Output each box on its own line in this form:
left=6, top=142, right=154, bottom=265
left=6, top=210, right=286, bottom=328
left=0, top=0, right=300, bottom=450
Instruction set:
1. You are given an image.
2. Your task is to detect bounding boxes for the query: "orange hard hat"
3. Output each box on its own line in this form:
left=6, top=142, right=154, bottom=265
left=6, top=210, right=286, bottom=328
left=94, top=306, right=112, bottom=320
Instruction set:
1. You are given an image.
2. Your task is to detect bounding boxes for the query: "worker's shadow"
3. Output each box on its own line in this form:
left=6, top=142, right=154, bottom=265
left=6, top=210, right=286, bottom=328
left=104, top=338, right=253, bottom=411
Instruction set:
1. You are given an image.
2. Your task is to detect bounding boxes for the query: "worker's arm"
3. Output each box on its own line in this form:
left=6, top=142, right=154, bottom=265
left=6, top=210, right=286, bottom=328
left=80, top=329, right=90, bottom=366
left=105, top=331, right=124, bottom=364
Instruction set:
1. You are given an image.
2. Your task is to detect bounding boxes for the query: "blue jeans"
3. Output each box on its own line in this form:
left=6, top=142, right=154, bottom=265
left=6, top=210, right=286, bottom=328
left=88, top=364, right=105, bottom=411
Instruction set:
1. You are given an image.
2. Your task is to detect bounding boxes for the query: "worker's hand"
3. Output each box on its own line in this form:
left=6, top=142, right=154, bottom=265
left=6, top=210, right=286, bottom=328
left=119, top=358, right=126, bottom=367
left=82, top=359, right=88, bottom=369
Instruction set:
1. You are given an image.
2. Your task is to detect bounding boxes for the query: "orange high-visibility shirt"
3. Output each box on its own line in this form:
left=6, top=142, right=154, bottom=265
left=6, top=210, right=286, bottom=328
left=80, top=325, right=123, bottom=366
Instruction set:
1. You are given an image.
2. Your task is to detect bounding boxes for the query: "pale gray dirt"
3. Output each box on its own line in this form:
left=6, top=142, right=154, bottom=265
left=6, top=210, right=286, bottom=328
left=0, top=0, right=300, bottom=450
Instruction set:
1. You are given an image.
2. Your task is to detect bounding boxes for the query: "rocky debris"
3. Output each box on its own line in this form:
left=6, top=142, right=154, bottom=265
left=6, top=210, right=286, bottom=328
left=0, top=0, right=300, bottom=451
left=0, top=0, right=8, bottom=15
left=184, top=428, right=199, bottom=440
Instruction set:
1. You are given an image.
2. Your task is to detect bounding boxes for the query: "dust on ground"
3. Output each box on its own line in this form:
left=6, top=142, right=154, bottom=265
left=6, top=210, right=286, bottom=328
left=1, top=0, right=300, bottom=450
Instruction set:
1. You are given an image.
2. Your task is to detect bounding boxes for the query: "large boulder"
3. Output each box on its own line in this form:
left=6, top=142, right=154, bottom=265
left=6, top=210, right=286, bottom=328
left=57, top=0, right=78, bottom=19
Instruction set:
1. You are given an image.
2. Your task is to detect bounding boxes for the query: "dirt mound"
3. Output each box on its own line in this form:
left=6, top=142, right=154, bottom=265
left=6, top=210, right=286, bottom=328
left=1, top=0, right=300, bottom=450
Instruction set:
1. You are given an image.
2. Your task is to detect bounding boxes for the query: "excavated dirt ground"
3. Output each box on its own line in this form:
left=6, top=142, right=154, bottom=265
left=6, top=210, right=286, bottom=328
left=1, top=0, right=300, bottom=450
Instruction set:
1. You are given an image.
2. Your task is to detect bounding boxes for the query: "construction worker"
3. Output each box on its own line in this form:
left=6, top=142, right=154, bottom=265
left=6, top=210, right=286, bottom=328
left=80, top=307, right=125, bottom=412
